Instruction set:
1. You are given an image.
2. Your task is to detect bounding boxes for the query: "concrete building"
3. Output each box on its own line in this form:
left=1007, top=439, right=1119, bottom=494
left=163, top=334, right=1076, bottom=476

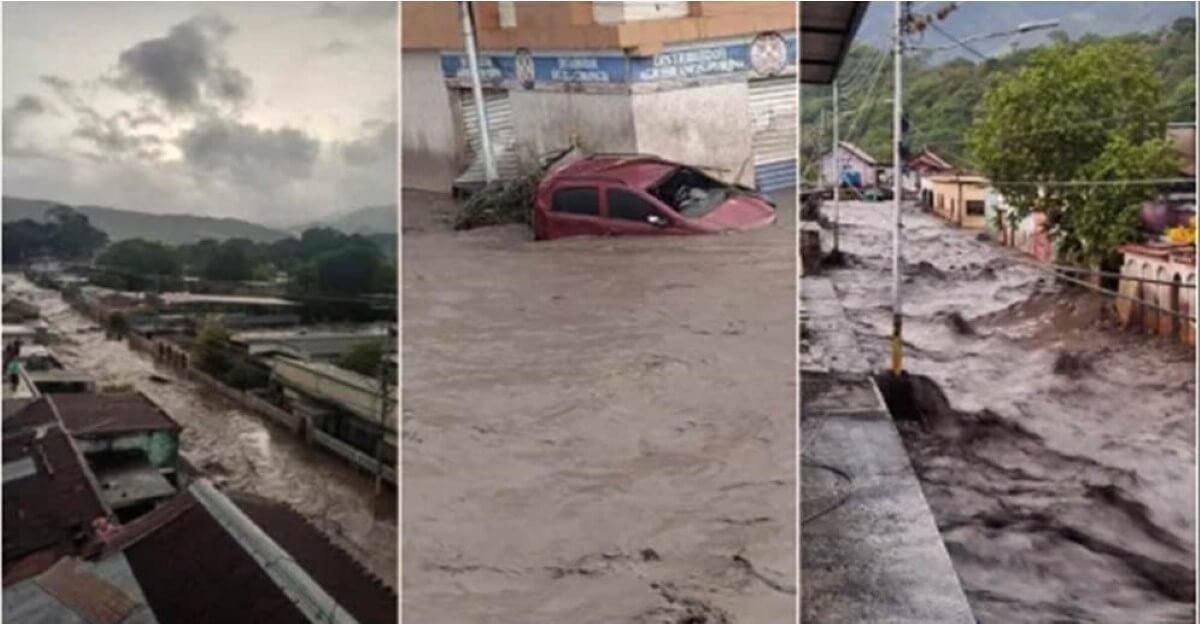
left=1117, top=243, right=1197, bottom=346
left=402, top=1, right=797, bottom=193
left=929, top=173, right=988, bottom=229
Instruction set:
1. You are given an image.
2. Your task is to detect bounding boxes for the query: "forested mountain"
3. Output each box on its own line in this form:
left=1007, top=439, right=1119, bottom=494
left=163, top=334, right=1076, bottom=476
left=801, top=17, right=1196, bottom=179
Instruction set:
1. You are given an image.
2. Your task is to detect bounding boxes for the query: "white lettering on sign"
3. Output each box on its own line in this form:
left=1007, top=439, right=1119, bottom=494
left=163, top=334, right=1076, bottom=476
left=558, top=58, right=599, bottom=70
left=653, top=47, right=727, bottom=67
left=550, top=69, right=610, bottom=82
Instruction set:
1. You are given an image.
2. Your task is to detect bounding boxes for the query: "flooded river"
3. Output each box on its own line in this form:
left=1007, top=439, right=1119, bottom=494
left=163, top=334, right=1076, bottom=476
left=2, top=275, right=398, bottom=589
left=822, top=200, right=1195, bottom=622
left=402, top=190, right=796, bottom=623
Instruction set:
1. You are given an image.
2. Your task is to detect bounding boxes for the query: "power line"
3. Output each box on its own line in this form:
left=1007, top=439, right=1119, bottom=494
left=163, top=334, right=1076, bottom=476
left=928, top=22, right=990, bottom=61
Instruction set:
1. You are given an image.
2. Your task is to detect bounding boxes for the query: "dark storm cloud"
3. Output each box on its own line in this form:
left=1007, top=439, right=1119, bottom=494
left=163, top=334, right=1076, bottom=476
left=3, top=95, right=49, bottom=155
left=114, top=15, right=251, bottom=113
left=177, top=119, right=320, bottom=187
left=313, top=2, right=396, bottom=25
left=341, top=120, right=396, bottom=167
left=35, top=73, right=164, bottom=160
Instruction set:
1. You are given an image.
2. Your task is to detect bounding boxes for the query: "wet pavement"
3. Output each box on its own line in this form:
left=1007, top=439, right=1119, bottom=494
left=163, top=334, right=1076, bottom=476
left=402, top=190, right=796, bottom=623
left=1, top=275, right=398, bottom=589
left=814, top=200, right=1196, bottom=623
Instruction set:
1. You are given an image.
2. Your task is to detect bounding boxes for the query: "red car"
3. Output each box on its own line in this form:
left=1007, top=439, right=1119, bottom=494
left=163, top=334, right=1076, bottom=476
left=533, top=154, right=777, bottom=241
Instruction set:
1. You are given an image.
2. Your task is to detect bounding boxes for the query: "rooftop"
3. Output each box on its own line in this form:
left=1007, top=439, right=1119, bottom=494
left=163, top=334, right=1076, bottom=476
left=51, top=393, right=181, bottom=438
left=156, top=293, right=300, bottom=308
left=3, top=423, right=109, bottom=580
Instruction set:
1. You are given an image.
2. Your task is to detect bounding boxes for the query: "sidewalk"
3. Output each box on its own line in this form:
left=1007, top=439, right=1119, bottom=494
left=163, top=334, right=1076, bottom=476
left=801, top=272, right=974, bottom=623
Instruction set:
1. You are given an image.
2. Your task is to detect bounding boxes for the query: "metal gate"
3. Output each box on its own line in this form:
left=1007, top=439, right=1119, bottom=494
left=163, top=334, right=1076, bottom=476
left=749, top=76, right=797, bottom=192
left=456, top=90, right=521, bottom=189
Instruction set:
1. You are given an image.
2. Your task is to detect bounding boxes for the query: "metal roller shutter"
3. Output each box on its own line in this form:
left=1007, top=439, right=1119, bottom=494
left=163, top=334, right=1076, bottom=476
left=456, top=90, right=521, bottom=189
left=749, top=77, right=797, bottom=192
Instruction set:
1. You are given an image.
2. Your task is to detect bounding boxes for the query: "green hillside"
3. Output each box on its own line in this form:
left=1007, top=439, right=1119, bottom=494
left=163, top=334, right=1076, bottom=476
left=2, top=196, right=290, bottom=245
left=801, top=17, right=1196, bottom=178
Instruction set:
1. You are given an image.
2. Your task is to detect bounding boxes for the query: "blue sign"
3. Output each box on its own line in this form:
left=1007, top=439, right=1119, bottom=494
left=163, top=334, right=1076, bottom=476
left=439, top=34, right=795, bottom=87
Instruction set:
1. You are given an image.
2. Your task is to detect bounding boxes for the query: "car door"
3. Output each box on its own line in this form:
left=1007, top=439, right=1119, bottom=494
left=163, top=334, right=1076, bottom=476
left=545, top=185, right=607, bottom=239
left=602, top=187, right=688, bottom=236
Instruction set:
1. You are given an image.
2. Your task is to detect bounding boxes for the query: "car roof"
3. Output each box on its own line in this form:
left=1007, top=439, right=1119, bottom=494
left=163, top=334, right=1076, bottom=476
left=551, top=156, right=678, bottom=189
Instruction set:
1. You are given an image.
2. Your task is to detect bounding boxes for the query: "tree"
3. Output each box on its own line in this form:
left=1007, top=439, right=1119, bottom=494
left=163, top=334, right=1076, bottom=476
left=338, top=341, right=385, bottom=377
left=967, top=39, right=1179, bottom=267
left=191, top=316, right=232, bottom=376
left=96, top=239, right=182, bottom=289
left=45, top=205, right=108, bottom=260
left=203, top=239, right=254, bottom=282
left=2, top=220, right=54, bottom=265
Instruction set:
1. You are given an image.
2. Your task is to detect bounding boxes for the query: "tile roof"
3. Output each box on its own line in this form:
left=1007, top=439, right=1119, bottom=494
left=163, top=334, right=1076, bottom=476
left=3, top=424, right=109, bottom=582
left=50, top=393, right=181, bottom=438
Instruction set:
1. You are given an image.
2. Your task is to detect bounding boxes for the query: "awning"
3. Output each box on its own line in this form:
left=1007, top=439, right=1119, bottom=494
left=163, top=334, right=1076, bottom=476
left=801, top=2, right=869, bottom=85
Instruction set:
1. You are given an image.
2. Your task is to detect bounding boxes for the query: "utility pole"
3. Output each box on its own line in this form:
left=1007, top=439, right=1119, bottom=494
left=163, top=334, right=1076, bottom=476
left=890, top=0, right=906, bottom=377
left=460, top=1, right=497, bottom=182
left=832, top=79, right=841, bottom=254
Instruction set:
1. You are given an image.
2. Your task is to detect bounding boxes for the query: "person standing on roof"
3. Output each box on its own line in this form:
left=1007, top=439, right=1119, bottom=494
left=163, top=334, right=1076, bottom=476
left=7, top=357, right=23, bottom=391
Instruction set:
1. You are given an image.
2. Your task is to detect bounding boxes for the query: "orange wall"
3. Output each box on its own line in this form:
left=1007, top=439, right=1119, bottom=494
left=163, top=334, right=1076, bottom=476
left=402, top=1, right=795, bottom=52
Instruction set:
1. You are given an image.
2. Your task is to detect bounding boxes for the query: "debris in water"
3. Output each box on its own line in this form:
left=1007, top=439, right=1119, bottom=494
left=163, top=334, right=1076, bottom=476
left=1052, top=350, right=1093, bottom=378
left=944, top=311, right=976, bottom=336
left=640, top=547, right=661, bottom=562
left=149, top=374, right=171, bottom=384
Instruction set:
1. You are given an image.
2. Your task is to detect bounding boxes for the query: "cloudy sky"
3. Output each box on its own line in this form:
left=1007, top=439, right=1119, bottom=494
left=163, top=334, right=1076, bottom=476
left=3, top=2, right=396, bottom=226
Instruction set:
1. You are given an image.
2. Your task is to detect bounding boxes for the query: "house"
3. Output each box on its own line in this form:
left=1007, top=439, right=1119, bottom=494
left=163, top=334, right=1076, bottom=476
left=928, top=173, right=989, bottom=228
left=1116, top=242, right=1196, bottom=346
left=3, top=480, right=396, bottom=623
left=907, top=148, right=953, bottom=203
left=2, top=394, right=396, bottom=622
left=822, top=141, right=877, bottom=189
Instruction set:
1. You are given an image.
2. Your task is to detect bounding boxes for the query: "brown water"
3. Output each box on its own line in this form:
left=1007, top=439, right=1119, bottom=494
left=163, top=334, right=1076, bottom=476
left=402, top=190, right=796, bottom=623
left=2, top=275, right=398, bottom=589
left=823, top=201, right=1195, bottom=622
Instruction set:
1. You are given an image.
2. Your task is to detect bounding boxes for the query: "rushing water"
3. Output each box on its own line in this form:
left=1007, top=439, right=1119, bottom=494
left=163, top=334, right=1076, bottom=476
left=402, top=191, right=796, bottom=623
left=822, top=201, right=1196, bottom=622
left=3, top=275, right=398, bottom=589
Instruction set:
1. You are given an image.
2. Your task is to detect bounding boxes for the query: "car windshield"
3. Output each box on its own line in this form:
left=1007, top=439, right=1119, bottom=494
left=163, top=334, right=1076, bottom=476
left=650, top=167, right=732, bottom=219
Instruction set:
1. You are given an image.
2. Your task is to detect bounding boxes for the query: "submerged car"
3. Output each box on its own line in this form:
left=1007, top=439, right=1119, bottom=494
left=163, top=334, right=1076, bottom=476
left=532, top=154, right=776, bottom=241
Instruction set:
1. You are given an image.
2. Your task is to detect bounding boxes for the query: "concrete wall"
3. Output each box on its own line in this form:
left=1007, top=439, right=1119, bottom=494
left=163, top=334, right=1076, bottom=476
left=509, top=89, right=637, bottom=157
left=630, top=81, right=754, bottom=186
left=402, top=51, right=463, bottom=192
left=1118, top=252, right=1196, bottom=345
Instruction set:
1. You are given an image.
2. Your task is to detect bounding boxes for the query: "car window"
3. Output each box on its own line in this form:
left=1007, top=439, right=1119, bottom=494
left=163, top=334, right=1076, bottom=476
left=607, top=189, right=663, bottom=221
left=552, top=187, right=599, bottom=216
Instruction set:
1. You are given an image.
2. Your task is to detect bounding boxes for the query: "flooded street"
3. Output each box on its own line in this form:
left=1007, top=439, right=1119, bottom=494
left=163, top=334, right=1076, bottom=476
left=821, top=200, right=1195, bottom=622
left=402, top=190, right=796, bottom=623
left=2, top=275, right=397, bottom=589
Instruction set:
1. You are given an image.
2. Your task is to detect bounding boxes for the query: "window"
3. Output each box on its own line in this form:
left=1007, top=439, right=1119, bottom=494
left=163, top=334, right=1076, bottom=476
left=608, top=189, right=663, bottom=221
left=552, top=187, right=600, bottom=216
left=966, top=200, right=985, bottom=216
left=498, top=1, right=517, bottom=28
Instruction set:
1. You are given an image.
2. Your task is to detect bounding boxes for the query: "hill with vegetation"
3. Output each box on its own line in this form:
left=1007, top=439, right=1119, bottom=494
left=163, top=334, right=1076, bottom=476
left=296, top=204, right=398, bottom=236
left=801, top=17, right=1196, bottom=179
left=2, top=196, right=290, bottom=245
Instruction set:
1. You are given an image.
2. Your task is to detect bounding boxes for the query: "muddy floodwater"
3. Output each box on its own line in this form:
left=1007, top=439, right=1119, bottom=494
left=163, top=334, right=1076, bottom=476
left=2, top=275, right=397, bottom=589
left=402, top=190, right=796, bottom=623
left=821, top=200, right=1195, bottom=622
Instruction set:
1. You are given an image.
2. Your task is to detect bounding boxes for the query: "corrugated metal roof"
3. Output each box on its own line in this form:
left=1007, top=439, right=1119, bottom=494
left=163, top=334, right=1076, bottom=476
left=2, top=424, right=109, bottom=580
left=35, top=557, right=139, bottom=624
left=51, top=393, right=181, bottom=438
